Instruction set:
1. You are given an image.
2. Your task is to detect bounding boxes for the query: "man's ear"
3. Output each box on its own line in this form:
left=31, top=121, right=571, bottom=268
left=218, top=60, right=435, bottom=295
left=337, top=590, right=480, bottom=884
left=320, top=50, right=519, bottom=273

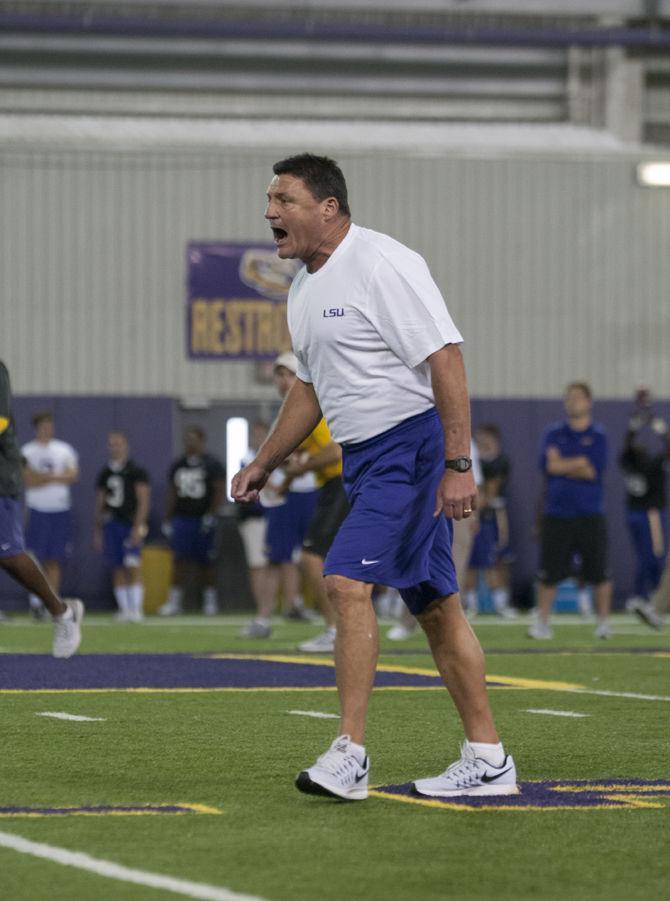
left=322, top=196, right=340, bottom=221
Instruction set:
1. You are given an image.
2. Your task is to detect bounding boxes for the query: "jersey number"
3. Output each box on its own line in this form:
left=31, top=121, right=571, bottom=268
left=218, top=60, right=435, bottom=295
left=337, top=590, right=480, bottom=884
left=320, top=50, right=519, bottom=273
left=175, top=468, right=206, bottom=499
left=106, top=475, right=125, bottom=508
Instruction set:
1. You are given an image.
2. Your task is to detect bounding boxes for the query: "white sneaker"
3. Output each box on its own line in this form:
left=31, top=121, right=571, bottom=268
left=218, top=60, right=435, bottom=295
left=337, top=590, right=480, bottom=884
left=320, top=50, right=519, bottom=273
left=298, top=629, right=336, bottom=653
left=202, top=596, right=219, bottom=616
left=52, top=599, right=84, bottom=659
left=495, top=605, right=518, bottom=620
left=413, top=742, right=518, bottom=798
left=240, top=620, right=272, bottom=638
left=528, top=621, right=553, bottom=640
left=157, top=597, right=182, bottom=616
left=296, top=735, right=369, bottom=801
left=386, top=623, right=417, bottom=641
left=594, top=620, right=612, bottom=640
left=629, top=598, right=665, bottom=631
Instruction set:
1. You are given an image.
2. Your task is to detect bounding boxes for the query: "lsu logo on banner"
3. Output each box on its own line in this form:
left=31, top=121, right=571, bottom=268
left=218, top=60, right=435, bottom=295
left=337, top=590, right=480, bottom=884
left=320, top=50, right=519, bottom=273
left=371, top=780, right=670, bottom=812
left=187, top=243, right=299, bottom=360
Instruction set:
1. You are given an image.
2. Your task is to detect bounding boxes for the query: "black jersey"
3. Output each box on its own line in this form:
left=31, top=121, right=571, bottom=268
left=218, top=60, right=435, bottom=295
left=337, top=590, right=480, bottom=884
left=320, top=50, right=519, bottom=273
left=169, top=453, right=225, bottom=518
left=0, top=362, right=24, bottom=498
left=96, top=460, right=149, bottom=523
left=619, top=447, right=667, bottom=511
left=480, top=453, right=510, bottom=520
left=481, top=454, right=510, bottom=494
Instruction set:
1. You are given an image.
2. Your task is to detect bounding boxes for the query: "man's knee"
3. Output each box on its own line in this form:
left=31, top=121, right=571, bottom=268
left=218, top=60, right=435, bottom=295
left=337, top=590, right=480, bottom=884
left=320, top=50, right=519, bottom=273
left=416, top=592, right=461, bottom=630
left=325, top=574, right=372, bottom=613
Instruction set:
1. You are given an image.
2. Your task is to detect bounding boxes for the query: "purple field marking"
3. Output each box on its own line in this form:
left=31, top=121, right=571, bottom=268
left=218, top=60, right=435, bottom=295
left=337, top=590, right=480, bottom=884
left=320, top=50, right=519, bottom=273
left=371, top=780, right=670, bottom=811
left=0, top=654, right=481, bottom=691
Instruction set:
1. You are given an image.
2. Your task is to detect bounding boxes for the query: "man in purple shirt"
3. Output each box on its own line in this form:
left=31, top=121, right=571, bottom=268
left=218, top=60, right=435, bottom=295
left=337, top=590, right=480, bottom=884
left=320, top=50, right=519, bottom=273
left=532, top=381, right=612, bottom=640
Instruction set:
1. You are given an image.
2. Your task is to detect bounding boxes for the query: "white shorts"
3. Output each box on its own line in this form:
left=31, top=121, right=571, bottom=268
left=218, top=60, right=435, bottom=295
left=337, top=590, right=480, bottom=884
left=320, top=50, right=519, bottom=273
left=239, top=517, right=268, bottom=569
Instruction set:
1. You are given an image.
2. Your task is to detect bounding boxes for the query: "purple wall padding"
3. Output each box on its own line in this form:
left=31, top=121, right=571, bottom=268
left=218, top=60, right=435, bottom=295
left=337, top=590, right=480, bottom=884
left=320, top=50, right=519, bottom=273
left=0, top=396, right=174, bottom=609
left=1, top=396, right=667, bottom=610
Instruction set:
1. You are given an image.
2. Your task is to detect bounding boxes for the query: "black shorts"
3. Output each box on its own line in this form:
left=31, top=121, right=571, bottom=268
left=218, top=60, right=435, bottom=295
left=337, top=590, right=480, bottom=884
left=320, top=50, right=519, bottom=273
left=302, top=476, right=350, bottom=559
left=538, top=514, right=609, bottom=586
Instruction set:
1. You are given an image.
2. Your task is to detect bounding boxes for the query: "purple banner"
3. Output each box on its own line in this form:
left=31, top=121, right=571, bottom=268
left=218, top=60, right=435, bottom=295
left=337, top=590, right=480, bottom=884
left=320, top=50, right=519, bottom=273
left=187, top=242, right=298, bottom=360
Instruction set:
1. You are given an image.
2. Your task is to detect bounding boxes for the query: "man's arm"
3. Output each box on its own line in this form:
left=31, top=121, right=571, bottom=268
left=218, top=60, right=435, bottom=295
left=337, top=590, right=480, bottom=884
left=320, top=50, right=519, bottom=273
left=0, top=363, right=11, bottom=435
left=545, top=447, right=595, bottom=480
left=284, top=441, right=342, bottom=479
left=130, top=481, right=150, bottom=545
left=232, top=379, right=322, bottom=503
left=428, top=344, right=477, bottom=520
left=93, top=487, right=106, bottom=551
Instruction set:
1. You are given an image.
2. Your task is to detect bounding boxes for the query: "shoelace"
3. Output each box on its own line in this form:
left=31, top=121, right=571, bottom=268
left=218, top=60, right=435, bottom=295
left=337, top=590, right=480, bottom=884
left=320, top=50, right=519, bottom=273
left=440, top=745, right=484, bottom=787
left=316, top=741, right=363, bottom=779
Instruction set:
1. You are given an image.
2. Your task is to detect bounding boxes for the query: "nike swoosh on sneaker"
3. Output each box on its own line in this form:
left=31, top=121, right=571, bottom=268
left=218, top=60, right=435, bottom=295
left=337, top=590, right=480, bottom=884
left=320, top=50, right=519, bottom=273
left=354, top=770, right=368, bottom=783
left=361, top=559, right=380, bottom=565
left=480, top=766, right=514, bottom=783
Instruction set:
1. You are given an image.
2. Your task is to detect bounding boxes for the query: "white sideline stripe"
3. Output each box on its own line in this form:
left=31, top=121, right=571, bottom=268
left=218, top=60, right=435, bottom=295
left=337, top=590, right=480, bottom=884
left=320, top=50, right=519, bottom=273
left=525, top=708, right=590, bottom=718
left=36, top=712, right=106, bottom=722
left=0, top=831, right=269, bottom=901
left=569, top=688, right=670, bottom=702
left=287, top=709, right=339, bottom=719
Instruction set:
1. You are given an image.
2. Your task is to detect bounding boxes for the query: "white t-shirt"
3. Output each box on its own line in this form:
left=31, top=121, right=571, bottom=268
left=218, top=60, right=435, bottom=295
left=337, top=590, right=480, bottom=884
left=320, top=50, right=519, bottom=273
left=288, top=224, right=463, bottom=445
left=21, top=439, right=78, bottom=512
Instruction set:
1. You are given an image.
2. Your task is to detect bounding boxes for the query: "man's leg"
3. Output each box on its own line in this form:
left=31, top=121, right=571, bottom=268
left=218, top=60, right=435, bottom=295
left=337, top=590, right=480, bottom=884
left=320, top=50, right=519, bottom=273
left=294, top=573, right=374, bottom=801
left=326, top=574, right=378, bottom=745
left=0, top=553, right=65, bottom=617
left=302, top=551, right=335, bottom=627
left=43, top=559, right=62, bottom=593
left=417, top=593, right=498, bottom=742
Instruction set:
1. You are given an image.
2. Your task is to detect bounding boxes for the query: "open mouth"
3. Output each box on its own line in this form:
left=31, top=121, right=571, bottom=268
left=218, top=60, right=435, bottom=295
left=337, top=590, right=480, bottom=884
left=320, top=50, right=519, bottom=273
left=271, top=227, right=288, bottom=244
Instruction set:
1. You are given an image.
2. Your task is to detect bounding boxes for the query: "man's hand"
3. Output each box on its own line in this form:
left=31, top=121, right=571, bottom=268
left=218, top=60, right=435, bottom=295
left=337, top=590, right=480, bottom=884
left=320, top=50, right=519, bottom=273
left=434, top=470, right=477, bottom=521
left=231, top=462, right=271, bottom=504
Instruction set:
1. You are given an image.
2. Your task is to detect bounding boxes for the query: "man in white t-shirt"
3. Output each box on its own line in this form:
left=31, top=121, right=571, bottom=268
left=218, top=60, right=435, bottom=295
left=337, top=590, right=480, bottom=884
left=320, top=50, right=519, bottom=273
left=232, top=153, right=517, bottom=802
left=22, top=411, right=79, bottom=617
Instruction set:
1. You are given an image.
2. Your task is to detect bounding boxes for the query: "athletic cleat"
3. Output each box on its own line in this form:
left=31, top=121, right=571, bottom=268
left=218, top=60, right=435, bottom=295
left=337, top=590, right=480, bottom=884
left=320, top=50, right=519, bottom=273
left=157, top=597, right=182, bottom=616
left=296, top=735, right=369, bottom=801
left=52, top=599, right=84, bottom=659
left=298, top=628, right=336, bottom=653
left=528, top=621, right=553, bottom=640
left=594, top=621, right=612, bottom=640
left=386, top=623, right=418, bottom=641
left=202, top=597, right=219, bottom=616
left=240, top=620, right=272, bottom=639
left=412, top=742, right=518, bottom=798
left=284, top=606, right=312, bottom=622
left=629, top=598, right=665, bottom=631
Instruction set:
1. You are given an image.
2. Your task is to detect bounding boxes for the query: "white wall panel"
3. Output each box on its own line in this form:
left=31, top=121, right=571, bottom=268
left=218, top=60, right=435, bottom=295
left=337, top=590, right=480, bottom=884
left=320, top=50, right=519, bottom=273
left=1, top=126, right=668, bottom=400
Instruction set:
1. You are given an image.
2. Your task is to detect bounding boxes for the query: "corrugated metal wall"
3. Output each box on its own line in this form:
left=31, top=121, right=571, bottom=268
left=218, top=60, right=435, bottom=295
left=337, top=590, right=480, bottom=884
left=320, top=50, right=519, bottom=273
left=1, top=136, right=668, bottom=399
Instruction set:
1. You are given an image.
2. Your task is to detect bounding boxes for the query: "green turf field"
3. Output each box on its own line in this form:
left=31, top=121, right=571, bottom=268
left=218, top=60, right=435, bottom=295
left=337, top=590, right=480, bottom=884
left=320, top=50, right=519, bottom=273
left=1, top=612, right=668, bottom=900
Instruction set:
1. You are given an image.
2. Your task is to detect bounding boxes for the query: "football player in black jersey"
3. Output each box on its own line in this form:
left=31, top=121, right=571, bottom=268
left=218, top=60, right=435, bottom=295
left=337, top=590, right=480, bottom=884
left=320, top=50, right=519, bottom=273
left=620, top=391, right=670, bottom=628
left=94, top=431, right=150, bottom=621
left=158, top=426, right=225, bottom=616
left=0, top=360, right=84, bottom=655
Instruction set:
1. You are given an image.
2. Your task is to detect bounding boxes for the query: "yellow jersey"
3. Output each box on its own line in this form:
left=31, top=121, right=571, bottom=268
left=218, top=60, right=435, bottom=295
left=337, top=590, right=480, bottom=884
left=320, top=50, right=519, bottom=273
left=298, top=418, right=342, bottom=487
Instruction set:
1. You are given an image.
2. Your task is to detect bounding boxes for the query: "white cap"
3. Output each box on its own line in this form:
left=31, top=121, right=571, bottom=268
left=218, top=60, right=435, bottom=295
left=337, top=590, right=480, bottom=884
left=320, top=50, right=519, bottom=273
left=274, top=351, right=298, bottom=374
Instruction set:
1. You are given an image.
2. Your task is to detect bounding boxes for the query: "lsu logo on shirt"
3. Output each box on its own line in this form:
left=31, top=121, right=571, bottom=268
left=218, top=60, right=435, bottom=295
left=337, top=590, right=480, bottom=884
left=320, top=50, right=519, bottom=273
left=322, top=308, right=345, bottom=318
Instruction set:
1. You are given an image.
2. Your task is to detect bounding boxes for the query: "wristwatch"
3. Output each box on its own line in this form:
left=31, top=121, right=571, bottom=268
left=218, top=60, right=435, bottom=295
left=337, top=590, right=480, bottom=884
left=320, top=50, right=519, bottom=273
left=445, top=456, right=472, bottom=473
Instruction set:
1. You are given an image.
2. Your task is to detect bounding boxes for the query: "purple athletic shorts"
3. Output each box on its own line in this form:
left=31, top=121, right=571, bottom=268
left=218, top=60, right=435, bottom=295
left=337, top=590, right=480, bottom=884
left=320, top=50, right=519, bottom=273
left=25, top=509, right=73, bottom=562
left=323, top=407, right=458, bottom=615
left=0, top=496, right=25, bottom=557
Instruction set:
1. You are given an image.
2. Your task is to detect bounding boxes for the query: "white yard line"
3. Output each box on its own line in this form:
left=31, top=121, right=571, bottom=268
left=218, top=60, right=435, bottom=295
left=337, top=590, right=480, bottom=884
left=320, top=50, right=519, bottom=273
left=568, top=688, right=670, bottom=702
left=36, top=712, right=106, bottom=722
left=287, top=709, right=339, bottom=719
left=525, top=708, right=590, bottom=718
left=0, top=831, right=269, bottom=901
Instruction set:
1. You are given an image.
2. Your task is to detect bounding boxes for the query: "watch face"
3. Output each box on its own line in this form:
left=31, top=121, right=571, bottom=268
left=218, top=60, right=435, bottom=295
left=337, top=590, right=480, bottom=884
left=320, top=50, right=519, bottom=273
left=446, top=457, right=472, bottom=472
